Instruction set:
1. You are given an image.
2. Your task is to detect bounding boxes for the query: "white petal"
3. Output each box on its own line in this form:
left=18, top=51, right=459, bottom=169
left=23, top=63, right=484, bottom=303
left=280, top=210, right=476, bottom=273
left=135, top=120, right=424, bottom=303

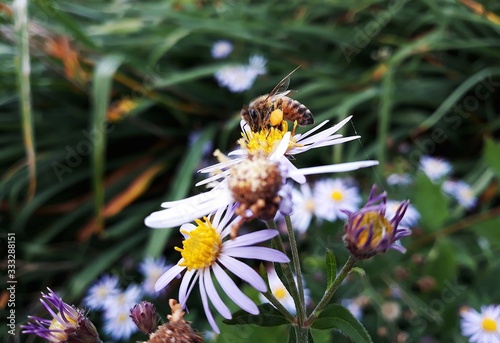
left=202, top=269, right=232, bottom=319
left=224, top=229, right=278, bottom=248
left=199, top=271, right=220, bottom=334
left=290, top=160, right=379, bottom=177
left=269, top=132, right=291, bottom=161
left=223, top=246, right=290, bottom=263
left=294, top=119, right=330, bottom=141
left=179, top=270, right=198, bottom=306
left=197, top=157, right=244, bottom=174
left=212, top=263, right=258, bottom=314
left=218, top=254, right=267, bottom=292
left=279, top=157, right=306, bottom=184
left=155, top=265, right=185, bottom=291
left=195, top=170, right=231, bottom=187
left=145, top=189, right=233, bottom=229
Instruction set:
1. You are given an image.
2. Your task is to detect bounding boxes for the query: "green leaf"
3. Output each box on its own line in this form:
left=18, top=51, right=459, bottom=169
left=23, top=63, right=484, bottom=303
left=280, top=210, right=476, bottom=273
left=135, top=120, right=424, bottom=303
left=412, top=173, right=450, bottom=232
left=311, top=304, right=373, bottom=343
left=224, top=303, right=289, bottom=327
left=471, top=216, right=500, bottom=247
left=325, top=249, right=337, bottom=289
left=288, top=326, right=296, bottom=343
left=425, top=237, right=457, bottom=287
left=483, top=138, right=500, bottom=179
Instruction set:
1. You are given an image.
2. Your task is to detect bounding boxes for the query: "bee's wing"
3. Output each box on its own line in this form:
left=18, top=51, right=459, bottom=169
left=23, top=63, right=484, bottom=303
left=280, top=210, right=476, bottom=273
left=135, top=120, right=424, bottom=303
left=265, top=66, right=301, bottom=100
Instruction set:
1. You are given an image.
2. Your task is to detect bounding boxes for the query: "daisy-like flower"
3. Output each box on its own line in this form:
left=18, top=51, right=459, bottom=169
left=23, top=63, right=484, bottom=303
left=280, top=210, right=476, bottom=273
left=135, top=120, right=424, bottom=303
left=248, top=54, right=267, bottom=75
left=314, top=178, right=362, bottom=222
left=145, top=116, right=378, bottom=230
left=460, top=305, right=500, bottom=343
left=214, top=65, right=258, bottom=93
left=103, top=284, right=142, bottom=313
left=139, top=257, right=171, bottom=297
left=419, top=156, right=452, bottom=182
left=103, top=306, right=138, bottom=341
left=21, top=288, right=101, bottom=343
left=153, top=205, right=290, bottom=334
left=258, top=267, right=310, bottom=314
left=386, top=200, right=420, bottom=227
left=211, top=40, right=233, bottom=59
left=84, top=274, right=120, bottom=310
left=386, top=173, right=412, bottom=186
left=343, top=186, right=411, bottom=259
left=289, top=183, right=316, bottom=233
left=443, top=180, right=477, bottom=209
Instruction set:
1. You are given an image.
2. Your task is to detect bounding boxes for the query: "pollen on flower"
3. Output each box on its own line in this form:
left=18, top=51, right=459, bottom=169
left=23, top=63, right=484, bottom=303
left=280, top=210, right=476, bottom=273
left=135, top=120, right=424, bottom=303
left=176, top=218, right=222, bottom=271
left=354, top=212, right=393, bottom=248
left=269, top=109, right=284, bottom=126
left=240, top=121, right=296, bottom=156
left=274, top=287, right=287, bottom=300
left=482, top=317, right=497, bottom=332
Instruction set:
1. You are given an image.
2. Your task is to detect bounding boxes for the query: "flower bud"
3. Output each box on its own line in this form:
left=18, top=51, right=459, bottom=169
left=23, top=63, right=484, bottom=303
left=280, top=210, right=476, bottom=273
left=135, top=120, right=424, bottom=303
left=131, top=301, right=159, bottom=334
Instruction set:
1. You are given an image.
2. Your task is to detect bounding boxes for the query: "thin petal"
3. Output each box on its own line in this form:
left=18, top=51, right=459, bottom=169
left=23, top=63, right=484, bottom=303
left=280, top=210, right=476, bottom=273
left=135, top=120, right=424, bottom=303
left=145, top=190, right=232, bottom=228
left=155, top=265, right=185, bottom=291
left=223, top=246, right=290, bottom=263
left=199, top=271, right=220, bottom=334
left=291, top=160, right=379, bottom=177
left=179, top=270, right=198, bottom=306
left=203, top=269, right=232, bottom=319
left=294, top=119, right=330, bottom=141
left=223, top=229, right=278, bottom=249
left=218, top=254, right=267, bottom=292
left=212, top=263, right=258, bottom=314
left=280, top=157, right=306, bottom=184
left=269, top=131, right=291, bottom=161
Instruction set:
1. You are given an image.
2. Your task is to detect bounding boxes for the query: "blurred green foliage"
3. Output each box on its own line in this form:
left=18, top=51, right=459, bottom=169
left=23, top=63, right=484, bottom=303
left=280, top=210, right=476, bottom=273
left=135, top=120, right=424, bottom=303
left=2, top=0, right=500, bottom=342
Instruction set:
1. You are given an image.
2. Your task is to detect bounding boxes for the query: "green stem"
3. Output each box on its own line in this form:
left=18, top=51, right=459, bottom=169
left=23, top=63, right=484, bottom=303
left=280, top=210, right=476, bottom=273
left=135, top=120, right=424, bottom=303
left=261, top=290, right=295, bottom=323
left=284, top=215, right=306, bottom=320
left=266, top=220, right=304, bottom=326
left=306, top=255, right=358, bottom=323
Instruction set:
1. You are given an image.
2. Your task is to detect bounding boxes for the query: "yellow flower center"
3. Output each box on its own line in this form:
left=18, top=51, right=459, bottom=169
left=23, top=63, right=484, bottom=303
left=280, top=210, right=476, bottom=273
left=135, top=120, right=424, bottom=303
left=176, top=218, right=222, bottom=271
left=331, top=190, right=344, bottom=202
left=274, top=287, right=288, bottom=300
left=304, top=199, right=315, bottom=212
left=49, top=312, right=78, bottom=340
left=239, top=121, right=297, bottom=156
left=355, top=212, right=393, bottom=248
left=482, top=317, right=498, bottom=332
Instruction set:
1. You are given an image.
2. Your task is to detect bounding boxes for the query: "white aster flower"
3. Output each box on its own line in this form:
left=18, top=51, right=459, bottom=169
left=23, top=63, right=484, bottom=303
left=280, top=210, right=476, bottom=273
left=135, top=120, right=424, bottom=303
left=144, top=116, right=378, bottom=229
left=84, top=274, right=120, bottom=310
left=214, top=65, right=257, bottom=93
left=342, top=298, right=363, bottom=321
left=386, top=200, right=420, bottom=227
left=289, top=183, right=316, bottom=234
left=443, top=180, right=477, bottom=209
left=211, top=40, right=233, bottom=59
left=248, top=55, right=267, bottom=75
left=419, top=156, right=452, bottom=182
left=386, top=173, right=412, bottom=186
left=461, top=305, right=500, bottom=343
left=139, top=257, right=171, bottom=297
left=259, top=267, right=310, bottom=315
left=154, top=205, right=289, bottom=334
left=313, top=178, right=361, bottom=221
left=103, top=284, right=142, bottom=313
left=103, top=306, right=138, bottom=341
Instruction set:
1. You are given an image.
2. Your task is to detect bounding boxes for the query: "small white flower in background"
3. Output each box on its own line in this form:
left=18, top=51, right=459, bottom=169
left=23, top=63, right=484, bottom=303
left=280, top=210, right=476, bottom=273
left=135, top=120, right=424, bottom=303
left=386, top=200, right=420, bottom=227
left=381, top=301, right=401, bottom=322
left=103, top=306, right=138, bottom=341
left=104, top=284, right=143, bottom=313
left=289, top=183, right=316, bottom=234
left=259, top=267, right=310, bottom=315
left=214, top=65, right=257, bottom=93
left=84, top=274, right=120, bottom=310
left=342, top=298, right=363, bottom=321
left=419, top=156, right=452, bottom=182
left=139, top=257, right=171, bottom=297
left=211, top=40, right=233, bottom=59
left=248, top=55, right=267, bottom=75
left=443, top=180, right=477, bottom=209
left=460, top=305, right=500, bottom=343
left=386, top=173, right=412, bottom=186
left=313, top=178, right=361, bottom=222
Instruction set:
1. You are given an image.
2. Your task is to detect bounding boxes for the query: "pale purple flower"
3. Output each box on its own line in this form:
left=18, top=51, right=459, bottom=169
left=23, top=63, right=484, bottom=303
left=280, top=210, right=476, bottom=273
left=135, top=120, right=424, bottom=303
left=419, top=156, right=452, bottom=182
left=248, top=55, right=267, bottom=75
left=84, top=274, right=120, bottom=310
left=211, top=40, right=233, bottom=59
left=461, top=305, right=500, bottom=343
left=139, top=257, right=171, bottom=297
left=443, top=180, right=477, bottom=209
left=314, top=178, right=361, bottom=222
left=154, top=205, right=289, bottom=334
left=214, top=65, right=257, bottom=93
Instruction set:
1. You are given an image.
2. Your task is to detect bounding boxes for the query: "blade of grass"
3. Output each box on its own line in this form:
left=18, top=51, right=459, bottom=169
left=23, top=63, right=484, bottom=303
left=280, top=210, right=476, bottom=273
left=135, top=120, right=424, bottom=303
left=14, top=0, right=36, bottom=202
left=91, top=55, right=123, bottom=235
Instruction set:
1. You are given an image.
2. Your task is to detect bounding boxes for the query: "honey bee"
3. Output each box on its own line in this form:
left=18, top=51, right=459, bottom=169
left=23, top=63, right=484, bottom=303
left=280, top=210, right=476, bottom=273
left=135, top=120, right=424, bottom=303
left=240, top=66, right=314, bottom=132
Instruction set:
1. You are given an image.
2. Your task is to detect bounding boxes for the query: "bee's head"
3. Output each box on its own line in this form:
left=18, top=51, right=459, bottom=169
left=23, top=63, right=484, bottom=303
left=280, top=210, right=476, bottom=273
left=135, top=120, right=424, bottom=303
left=240, top=107, right=260, bottom=131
